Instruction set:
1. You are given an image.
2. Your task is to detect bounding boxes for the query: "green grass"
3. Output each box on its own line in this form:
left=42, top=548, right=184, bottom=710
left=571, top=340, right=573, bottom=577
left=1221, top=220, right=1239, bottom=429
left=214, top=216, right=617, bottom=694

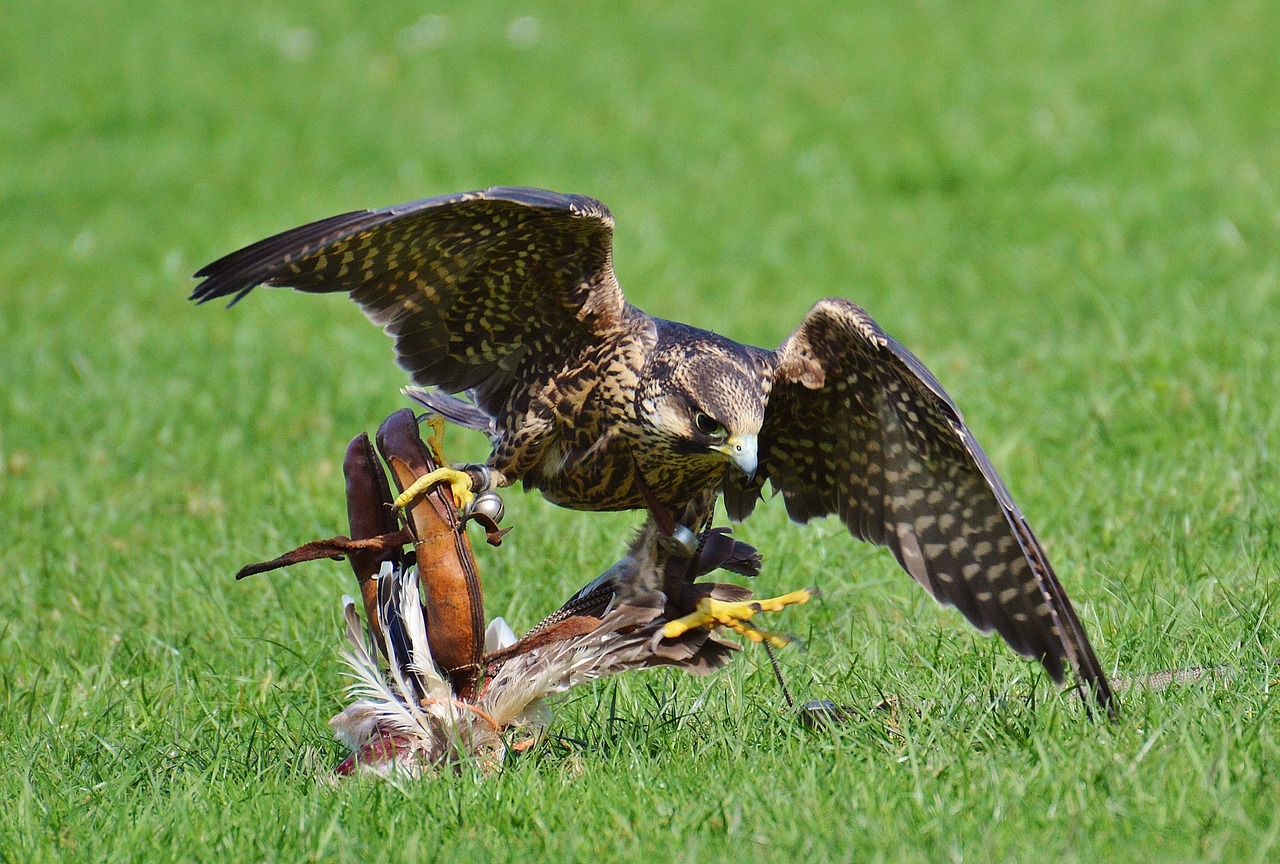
left=3, top=0, right=1279, bottom=860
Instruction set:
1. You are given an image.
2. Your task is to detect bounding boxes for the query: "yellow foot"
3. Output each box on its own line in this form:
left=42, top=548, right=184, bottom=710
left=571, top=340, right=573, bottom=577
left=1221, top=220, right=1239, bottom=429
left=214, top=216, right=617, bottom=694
left=662, top=587, right=817, bottom=649
left=393, top=466, right=475, bottom=512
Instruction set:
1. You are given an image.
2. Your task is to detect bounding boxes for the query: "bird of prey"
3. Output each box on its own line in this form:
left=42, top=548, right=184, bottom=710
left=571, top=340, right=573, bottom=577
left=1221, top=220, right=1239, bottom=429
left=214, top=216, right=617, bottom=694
left=192, top=186, right=1114, bottom=715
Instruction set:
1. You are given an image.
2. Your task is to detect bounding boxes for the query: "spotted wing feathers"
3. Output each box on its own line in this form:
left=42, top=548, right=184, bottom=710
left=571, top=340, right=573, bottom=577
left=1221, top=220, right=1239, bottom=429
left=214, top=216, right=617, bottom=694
left=730, top=298, right=1113, bottom=714
left=191, top=187, right=628, bottom=414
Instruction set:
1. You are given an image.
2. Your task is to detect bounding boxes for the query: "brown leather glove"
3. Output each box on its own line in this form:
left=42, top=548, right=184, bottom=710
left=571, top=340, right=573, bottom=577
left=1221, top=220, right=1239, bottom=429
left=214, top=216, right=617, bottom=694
left=373, top=409, right=486, bottom=700
left=234, top=408, right=504, bottom=701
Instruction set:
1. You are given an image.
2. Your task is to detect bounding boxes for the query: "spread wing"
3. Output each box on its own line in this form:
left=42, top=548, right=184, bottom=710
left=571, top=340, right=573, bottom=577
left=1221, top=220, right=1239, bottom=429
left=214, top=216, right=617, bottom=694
left=191, top=187, right=628, bottom=414
left=725, top=298, right=1113, bottom=715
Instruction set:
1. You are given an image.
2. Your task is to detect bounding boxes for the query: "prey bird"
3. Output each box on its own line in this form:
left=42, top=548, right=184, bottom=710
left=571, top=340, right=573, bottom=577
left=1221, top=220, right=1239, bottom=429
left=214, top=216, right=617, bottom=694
left=192, top=187, right=1114, bottom=715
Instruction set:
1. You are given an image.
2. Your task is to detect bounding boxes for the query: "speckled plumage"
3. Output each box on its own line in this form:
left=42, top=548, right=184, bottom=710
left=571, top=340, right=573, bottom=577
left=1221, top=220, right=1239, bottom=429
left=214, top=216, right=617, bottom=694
left=192, top=187, right=1113, bottom=714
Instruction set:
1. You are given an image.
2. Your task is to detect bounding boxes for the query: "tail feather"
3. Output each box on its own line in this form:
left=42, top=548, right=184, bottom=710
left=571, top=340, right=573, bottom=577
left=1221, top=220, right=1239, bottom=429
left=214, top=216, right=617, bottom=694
left=405, top=386, right=496, bottom=435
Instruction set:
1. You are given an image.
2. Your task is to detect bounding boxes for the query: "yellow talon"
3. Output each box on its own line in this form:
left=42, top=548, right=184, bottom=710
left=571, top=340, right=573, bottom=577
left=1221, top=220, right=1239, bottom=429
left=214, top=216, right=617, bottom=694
left=729, top=619, right=796, bottom=650
left=393, top=466, right=475, bottom=512
left=662, top=587, right=816, bottom=648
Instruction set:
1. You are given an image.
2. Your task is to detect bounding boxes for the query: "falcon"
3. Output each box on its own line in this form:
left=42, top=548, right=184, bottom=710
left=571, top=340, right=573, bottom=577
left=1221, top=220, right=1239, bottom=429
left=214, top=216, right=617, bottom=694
left=192, top=186, right=1114, bottom=715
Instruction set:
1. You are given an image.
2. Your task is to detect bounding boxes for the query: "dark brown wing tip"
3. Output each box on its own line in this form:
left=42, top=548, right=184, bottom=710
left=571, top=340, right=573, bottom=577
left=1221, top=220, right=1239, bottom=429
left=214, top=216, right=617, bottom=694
left=1067, top=660, right=1118, bottom=720
left=189, top=208, right=374, bottom=306
left=1041, top=583, right=1117, bottom=720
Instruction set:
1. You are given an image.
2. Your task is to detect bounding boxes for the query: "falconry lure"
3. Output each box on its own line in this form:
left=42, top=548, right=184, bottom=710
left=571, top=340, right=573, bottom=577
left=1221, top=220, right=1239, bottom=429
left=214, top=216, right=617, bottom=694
left=192, top=186, right=1114, bottom=715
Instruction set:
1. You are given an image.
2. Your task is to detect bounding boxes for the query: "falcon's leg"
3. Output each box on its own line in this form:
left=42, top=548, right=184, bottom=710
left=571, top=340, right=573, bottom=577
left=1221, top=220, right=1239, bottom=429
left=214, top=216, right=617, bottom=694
left=661, top=588, right=818, bottom=649
left=422, top=415, right=450, bottom=467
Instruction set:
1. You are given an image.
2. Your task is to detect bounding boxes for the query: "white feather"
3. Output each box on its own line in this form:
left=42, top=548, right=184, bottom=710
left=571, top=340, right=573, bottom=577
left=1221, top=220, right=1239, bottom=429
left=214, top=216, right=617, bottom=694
left=332, top=569, right=458, bottom=770
left=331, top=571, right=723, bottom=777
left=478, top=605, right=661, bottom=730
left=484, top=617, right=518, bottom=652
left=396, top=567, right=451, bottom=704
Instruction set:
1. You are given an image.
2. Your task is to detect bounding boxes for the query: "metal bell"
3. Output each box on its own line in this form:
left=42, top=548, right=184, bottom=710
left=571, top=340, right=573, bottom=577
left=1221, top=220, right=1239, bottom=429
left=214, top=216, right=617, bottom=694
left=465, top=491, right=505, bottom=525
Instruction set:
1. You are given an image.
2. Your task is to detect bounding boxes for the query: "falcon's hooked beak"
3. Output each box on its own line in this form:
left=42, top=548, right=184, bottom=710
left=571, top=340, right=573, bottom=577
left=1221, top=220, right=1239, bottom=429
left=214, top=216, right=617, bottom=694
left=713, top=434, right=758, bottom=480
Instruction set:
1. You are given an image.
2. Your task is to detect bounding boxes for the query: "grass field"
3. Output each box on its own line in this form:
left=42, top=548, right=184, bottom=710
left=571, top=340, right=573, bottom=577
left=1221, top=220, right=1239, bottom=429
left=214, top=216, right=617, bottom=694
left=3, top=0, right=1279, bottom=860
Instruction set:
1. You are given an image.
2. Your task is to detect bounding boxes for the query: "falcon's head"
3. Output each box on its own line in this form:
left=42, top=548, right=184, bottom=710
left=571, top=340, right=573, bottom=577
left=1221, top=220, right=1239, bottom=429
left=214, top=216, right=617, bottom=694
left=637, top=325, right=769, bottom=480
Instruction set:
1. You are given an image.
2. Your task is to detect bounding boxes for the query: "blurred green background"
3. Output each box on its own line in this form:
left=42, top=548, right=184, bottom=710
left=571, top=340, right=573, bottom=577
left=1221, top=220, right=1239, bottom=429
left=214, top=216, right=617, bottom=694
left=3, top=1, right=1278, bottom=861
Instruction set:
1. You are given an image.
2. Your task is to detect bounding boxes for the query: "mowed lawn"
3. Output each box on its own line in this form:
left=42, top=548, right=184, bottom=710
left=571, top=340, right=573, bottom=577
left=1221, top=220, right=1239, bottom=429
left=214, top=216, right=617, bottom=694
left=3, top=0, right=1278, bottom=860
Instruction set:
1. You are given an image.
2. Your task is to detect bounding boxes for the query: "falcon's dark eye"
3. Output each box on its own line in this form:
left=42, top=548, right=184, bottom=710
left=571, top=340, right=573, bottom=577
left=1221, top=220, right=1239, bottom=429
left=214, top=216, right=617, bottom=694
left=694, top=412, right=725, bottom=437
